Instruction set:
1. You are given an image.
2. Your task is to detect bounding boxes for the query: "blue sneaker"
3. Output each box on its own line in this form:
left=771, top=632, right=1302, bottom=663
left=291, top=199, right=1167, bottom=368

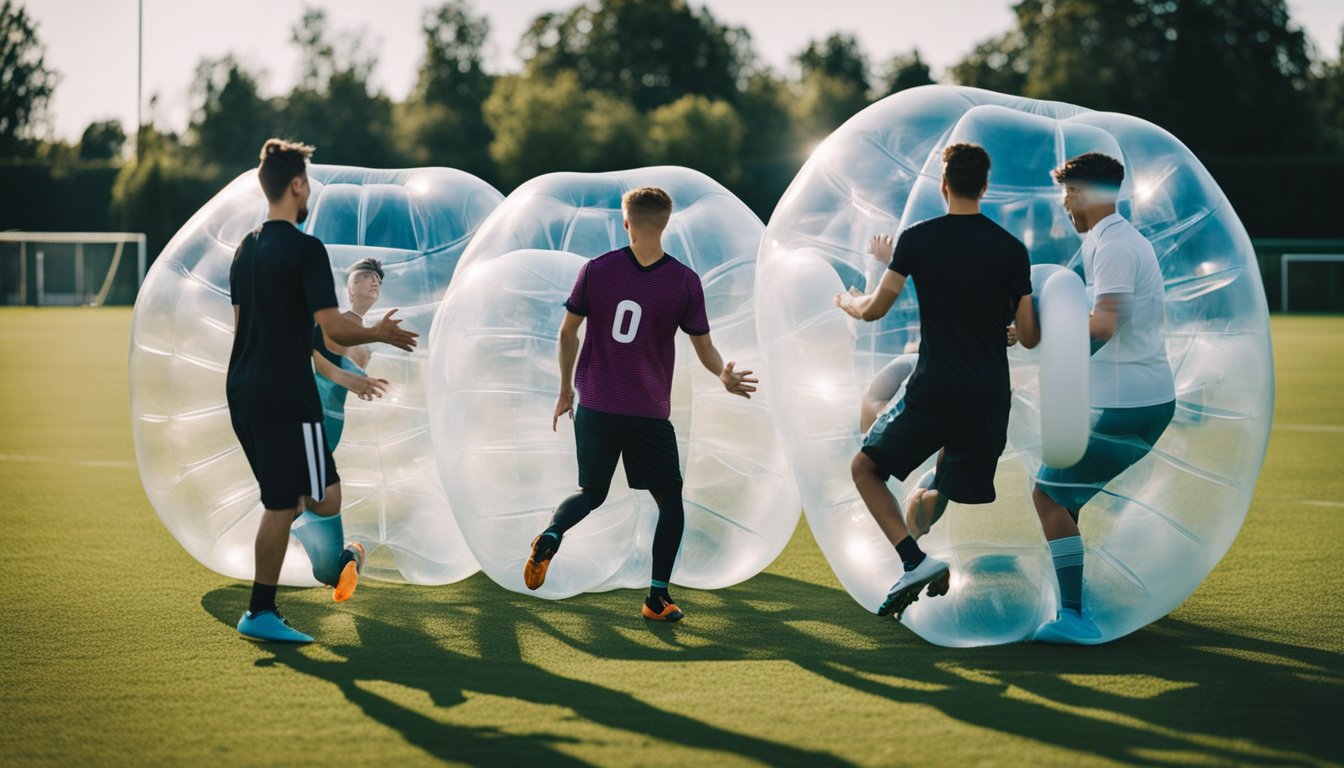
left=1034, top=609, right=1103, bottom=644
left=237, top=609, right=314, bottom=643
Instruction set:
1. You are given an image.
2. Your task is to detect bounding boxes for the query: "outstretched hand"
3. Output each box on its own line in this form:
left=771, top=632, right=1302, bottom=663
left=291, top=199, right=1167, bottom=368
left=352, top=375, right=390, bottom=401
left=834, top=286, right=865, bottom=320
left=373, top=308, right=419, bottom=352
left=720, top=361, right=758, bottom=399
left=867, top=233, right=895, bottom=263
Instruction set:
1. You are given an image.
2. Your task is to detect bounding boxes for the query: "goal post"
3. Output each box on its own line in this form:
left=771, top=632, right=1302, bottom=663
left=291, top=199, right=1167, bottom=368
left=0, top=232, right=147, bottom=307
left=1280, top=253, right=1344, bottom=313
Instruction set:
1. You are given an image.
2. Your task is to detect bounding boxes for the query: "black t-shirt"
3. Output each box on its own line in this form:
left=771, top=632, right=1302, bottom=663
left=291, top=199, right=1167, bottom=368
left=890, top=213, right=1032, bottom=414
left=226, top=220, right=338, bottom=421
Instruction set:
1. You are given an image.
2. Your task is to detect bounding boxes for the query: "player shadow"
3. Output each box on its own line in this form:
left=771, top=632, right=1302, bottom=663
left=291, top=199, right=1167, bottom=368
left=203, top=573, right=1343, bottom=767
left=201, top=581, right=854, bottom=768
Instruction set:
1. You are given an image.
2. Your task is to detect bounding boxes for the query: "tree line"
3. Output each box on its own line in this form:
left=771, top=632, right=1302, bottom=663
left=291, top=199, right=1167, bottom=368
left=2, top=0, right=1342, bottom=263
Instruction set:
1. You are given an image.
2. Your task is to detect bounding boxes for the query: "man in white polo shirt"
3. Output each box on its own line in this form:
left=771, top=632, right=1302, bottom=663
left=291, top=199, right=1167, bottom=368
left=1032, top=152, right=1176, bottom=644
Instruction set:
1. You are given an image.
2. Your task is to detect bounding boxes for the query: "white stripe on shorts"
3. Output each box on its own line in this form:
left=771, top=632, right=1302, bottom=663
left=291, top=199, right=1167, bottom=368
left=315, top=422, right=326, bottom=491
left=302, top=423, right=321, bottom=502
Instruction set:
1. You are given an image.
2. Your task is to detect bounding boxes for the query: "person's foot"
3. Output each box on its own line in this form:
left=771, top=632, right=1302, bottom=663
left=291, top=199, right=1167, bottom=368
left=1033, top=609, right=1103, bottom=644
left=903, top=469, right=937, bottom=540
left=642, top=595, right=684, bottom=622
left=237, top=609, right=314, bottom=643
left=333, top=542, right=366, bottom=603
left=877, top=556, right=950, bottom=619
left=524, top=532, right=560, bottom=590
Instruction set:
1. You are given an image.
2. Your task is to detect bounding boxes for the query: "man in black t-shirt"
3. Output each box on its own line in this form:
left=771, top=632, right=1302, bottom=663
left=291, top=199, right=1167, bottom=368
left=227, top=139, right=417, bottom=643
left=835, top=143, right=1039, bottom=621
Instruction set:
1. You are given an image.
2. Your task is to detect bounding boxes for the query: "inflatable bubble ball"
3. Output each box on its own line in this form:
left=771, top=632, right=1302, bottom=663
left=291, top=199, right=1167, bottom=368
left=427, top=167, right=800, bottom=598
left=130, top=165, right=501, bottom=585
left=756, top=85, right=1272, bottom=646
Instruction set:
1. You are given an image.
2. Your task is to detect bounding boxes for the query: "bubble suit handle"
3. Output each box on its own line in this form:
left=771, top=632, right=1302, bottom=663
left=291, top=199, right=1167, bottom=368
left=1036, top=265, right=1090, bottom=468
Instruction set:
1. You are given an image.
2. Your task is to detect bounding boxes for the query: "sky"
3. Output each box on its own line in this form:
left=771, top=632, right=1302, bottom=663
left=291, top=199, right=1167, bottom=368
left=24, top=0, right=1344, bottom=143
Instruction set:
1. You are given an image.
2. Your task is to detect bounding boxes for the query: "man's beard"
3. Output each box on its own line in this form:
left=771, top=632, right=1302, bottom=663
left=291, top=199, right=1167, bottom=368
left=296, top=205, right=309, bottom=225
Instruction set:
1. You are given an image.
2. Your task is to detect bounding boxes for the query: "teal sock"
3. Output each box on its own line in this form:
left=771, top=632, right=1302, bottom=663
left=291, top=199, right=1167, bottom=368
left=1048, top=535, right=1085, bottom=614
left=292, top=510, right=345, bottom=586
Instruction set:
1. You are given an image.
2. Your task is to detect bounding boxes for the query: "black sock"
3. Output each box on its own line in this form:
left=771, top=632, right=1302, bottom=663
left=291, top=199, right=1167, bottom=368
left=648, top=579, right=672, bottom=603
left=535, top=529, right=562, bottom=558
left=895, top=536, right=926, bottom=572
left=248, top=582, right=278, bottom=615
left=650, top=487, right=685, bottom=589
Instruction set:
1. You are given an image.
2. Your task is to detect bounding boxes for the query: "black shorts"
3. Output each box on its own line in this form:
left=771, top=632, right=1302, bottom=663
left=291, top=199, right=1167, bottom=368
left=860, top=401, right=1009, bottom=504
left=231, top=417, right=340, bottom=510
left=575, top=405, right=682, bottom=492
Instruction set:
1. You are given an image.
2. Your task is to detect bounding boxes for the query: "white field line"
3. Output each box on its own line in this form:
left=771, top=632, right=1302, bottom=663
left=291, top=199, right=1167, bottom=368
left=0, top=453, right=136, bottom=470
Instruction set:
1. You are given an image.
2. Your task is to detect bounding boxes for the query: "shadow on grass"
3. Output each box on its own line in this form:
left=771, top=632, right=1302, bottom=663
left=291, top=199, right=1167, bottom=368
left=203, top=573, right=1343, bottom=767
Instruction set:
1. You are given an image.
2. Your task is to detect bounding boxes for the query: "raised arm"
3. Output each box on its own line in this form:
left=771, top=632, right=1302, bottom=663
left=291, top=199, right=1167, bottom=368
left=553, top=310, right=584, bottom=431
left=688, top=332, right=758, bottom=399
left=315, top=307, right=417, bottom=351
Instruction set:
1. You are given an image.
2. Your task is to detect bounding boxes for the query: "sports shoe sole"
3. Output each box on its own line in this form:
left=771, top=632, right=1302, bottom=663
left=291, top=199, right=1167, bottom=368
left=524, top=536, right=553, bottom=590
left=642, top=603, right=684, bottom=622
left=333, top=542, right=365, bottom=603
left=877, top=565, right=951, bottom=619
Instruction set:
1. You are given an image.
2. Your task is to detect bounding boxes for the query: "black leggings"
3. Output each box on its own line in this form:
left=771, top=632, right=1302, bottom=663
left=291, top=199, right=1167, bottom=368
left=548, top=483, right=685, bottom=584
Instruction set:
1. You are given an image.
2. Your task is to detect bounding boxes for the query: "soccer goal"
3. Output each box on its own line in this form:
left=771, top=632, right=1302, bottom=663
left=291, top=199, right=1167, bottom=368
left=1280, top=253, right=1344, bottom=313
left=0, top=232, right=147, bottom=307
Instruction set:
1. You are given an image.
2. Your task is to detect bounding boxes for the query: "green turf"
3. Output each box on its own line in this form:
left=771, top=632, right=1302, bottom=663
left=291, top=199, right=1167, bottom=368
left=1, top=308, right=1340, bottom=767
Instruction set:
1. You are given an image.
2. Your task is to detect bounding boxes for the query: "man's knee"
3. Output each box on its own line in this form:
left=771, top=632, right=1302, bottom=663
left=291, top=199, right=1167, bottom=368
left=579, top=485, right=610, bottom=509
left=306, top=482, right=343, bottom=517
left=851, top=451, right=880, bottom=484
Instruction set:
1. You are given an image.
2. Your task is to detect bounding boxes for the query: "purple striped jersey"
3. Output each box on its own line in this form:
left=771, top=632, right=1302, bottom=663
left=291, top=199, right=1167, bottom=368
left=565, top=246, right=710, bottom=419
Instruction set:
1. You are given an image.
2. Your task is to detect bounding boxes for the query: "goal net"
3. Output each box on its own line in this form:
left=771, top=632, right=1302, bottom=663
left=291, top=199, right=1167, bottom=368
left=0, top=232, right=147, bottom=307
left=1280, top=254, right=1344, bottom=313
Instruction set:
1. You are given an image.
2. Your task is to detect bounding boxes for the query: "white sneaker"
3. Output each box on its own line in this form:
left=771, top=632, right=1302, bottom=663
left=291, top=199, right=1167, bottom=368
left=1033, top=609, right=1103, bottom=644
left=877, top=555, right=950, bottom=618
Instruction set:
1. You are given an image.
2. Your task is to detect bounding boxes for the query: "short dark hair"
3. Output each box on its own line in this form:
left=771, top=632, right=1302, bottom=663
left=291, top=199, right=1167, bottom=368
left=942, top=143, right=991, bottom=199
left=1052, top=152, right=1124, bottom=192
left=348, top=257, right=384, bottom=281
left=257, top=138, right=314, bottom=203
left=622, top=186, right=673, bottom=229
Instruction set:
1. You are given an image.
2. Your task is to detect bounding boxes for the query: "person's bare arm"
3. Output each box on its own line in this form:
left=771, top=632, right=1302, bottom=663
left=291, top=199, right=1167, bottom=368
left=315, top=307, right=417, bottom=351
left=835, top=269, right=907, bottom=322
left=313, top=350, right=388, bottom=400
left=553, top=311, right=584, bottom=431
left=688, top=333, right=758, bottom=398
left=1013, top=294, right=1040, bottom=349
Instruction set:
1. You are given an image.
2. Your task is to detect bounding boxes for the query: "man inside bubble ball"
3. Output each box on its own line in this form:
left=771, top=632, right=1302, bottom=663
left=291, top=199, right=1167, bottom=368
left=1030, top=153, right=1176, bottom=644
left=523, top=186, right=758, bottom=622
left=836, top=143, right=1039, bottom=621
left=228, top=139, right=418, bottom=643
left=312, top=257, right=392, bottom=453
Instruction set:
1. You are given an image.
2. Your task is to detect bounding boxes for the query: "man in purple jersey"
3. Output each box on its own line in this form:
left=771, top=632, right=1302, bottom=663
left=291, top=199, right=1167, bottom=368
left=522, top=186, right=758, bottom=622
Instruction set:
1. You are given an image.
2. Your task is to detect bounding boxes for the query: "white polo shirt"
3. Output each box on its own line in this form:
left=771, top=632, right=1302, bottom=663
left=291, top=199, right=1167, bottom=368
left=1080, top=212, right=1176, bottom=408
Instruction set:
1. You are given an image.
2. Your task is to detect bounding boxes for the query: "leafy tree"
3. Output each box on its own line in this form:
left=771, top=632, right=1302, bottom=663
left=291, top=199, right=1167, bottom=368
left=647, top=94, right=743, bottom=184
left=1315, top=33, right=1344, bottom=151
left=951, top=0, right=1319, bottom=155
left=520, top=0, right=753, bottom=112
left=77, top=119, right=126, bottom=161
left=790, top=33, right=872, bottom=143
left=398, top=1, right=495, bottom=178
left=110, top=127, right=216, bottom=262
left=0, top=0, right=58, bottom=157
left=483, top=71, right=644, bottom=187
left=879, top=50, right=936, bottom=96
left=276, top=7, right=397, bottom=167
left=188, top=56, right=277, bottom=172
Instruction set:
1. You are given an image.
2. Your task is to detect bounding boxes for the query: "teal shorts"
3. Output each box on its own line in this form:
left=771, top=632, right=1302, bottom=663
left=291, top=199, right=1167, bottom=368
left=1035, top=400, right=1175, bottom=511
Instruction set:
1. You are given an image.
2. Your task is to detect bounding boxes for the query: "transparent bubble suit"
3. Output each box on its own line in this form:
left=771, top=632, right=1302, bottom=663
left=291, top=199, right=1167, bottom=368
left=428, top=167, right=800, bottom=598
left=129, top=165, right=501, bottom=585
left=756, top=85, right=1273, bottom=646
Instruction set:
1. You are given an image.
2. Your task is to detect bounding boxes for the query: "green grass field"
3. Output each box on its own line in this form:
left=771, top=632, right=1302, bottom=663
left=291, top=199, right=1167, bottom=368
left=1, top=308, right=1341, bottom=767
